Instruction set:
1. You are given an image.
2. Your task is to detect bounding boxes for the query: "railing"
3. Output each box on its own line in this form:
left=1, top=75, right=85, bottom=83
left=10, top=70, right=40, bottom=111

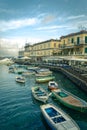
left=59, top=40, right=86, bottom=49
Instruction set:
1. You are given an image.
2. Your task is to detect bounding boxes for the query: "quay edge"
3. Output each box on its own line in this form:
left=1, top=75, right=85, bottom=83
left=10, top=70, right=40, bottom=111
left=40, top=65, right=87, bottom=94
left=60, top=67, right=87, bottom=93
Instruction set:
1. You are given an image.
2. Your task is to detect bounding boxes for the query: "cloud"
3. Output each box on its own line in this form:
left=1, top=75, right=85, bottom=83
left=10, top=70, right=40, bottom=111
left=0, top=38, right=19, bottom=48
left=41, top=15, right=56, bottom=24
left=67, top=15, right=85, bottom=20
left=36, top=25, right=69, bottom=30
left=0, top=37, right=44, bottom=48
left=0, top=18, right=38, bottom=31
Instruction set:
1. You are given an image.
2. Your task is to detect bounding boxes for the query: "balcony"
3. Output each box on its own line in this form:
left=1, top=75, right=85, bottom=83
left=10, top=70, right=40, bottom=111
left=74, top=41, right=85, bottom=47
left=59, top=40, right=86, bottom=50
left=59, top=45, right=74, bottom=49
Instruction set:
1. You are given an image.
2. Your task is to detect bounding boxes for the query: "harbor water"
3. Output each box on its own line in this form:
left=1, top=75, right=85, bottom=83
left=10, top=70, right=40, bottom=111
left=0, top=65, right=87, bottom=130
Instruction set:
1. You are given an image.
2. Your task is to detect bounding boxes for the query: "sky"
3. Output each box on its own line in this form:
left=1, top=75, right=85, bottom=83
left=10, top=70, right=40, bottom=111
left=0, top=0, right=87, bottom=56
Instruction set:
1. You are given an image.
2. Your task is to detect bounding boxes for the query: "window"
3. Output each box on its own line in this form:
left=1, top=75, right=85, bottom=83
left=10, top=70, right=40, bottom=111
left=48, top=43, right=50, bottom=48
left=85, top=48, right=87, bottom=53
left=58, top=44, right=60, bottom=48
left=44, top=44, right=46, bottom=48
left=54, top=43, right=56, bottom=47
left=85, top=36, right=87, bottom=43
left=63, top=40, right=65, bottom=44
left=71, top=38, right=74, bottom=43
left=77, top=37, right=80, bottom=44
left=40, top=45, right=42, bottom=49
left=68, top=38, right=70, bottom=43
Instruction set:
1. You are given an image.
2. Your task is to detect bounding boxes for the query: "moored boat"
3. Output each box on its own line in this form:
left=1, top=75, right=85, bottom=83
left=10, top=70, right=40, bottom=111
left=27, top=66, right=39, bottom=72
left=35, top=73, right=52, bottom=77
left=36, top=68, right=52, bottom=75
left=22, top=71, right=35, bottom=76
left=48, top=81, right=58, bottom=91
left=31, top=86, right=49, bottom=103
left=8, top=67, right=14, bottom=73
left=52, top=89, right=87, bottom=112
left=36, top=76, right=55, bottom=83
left=40, top=104, right=80, bottom=130
left=15, top=76, right=25, bottom=83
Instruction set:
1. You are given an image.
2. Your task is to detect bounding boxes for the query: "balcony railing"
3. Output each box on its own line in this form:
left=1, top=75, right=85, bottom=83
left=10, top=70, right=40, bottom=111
left=59, top=40, right=86, bottom=49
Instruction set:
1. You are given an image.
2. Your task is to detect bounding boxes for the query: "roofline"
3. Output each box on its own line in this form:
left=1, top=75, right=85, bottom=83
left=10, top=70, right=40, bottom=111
left=34, top=39, right=61, bottom=46
left=60, top=30, right=87, bottom=39
left=24, top=39, right=61, bottom=48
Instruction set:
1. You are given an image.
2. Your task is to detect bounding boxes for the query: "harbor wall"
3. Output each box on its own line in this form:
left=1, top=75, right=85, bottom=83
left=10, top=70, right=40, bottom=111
left=40, top=65, right=87, bottom=93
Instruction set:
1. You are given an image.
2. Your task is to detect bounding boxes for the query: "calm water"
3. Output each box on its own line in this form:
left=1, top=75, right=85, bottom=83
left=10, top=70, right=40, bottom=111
left=0, top=65, right=87, bottom=130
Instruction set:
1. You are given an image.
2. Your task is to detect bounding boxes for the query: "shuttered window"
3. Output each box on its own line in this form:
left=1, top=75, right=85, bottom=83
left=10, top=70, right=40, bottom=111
left=71, top=38, right=74, bottom=43
left=85, top=48, right=87, bottom=53
left=77, top=37, right=80, bottom=44
left=85, top=36, right=87, bottom=43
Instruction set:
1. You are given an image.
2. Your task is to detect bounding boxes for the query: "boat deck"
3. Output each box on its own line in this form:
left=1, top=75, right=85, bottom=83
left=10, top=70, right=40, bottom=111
left=45, top=107, right=66, bottom=124
left=63, top=96, right=83, bottom=106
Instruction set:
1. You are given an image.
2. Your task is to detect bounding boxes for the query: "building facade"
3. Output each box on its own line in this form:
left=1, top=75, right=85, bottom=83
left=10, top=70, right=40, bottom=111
left=22, top=30, right=87, bottom=64
left=24, top=39, right=61, bottom=61
left=18, top=50, right=24, bottom=58
left=60, top=30, right=87, bottom=58
left=24, top=43, right=33, bottom=57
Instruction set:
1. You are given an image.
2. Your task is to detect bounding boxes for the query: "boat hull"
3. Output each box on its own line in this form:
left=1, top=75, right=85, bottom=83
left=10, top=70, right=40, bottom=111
left=48, top=81, right=58, bottom=91
left=31, top=86, right=49, bottom=103
left=40, top=104, right=80, bottom=130
left=15, top=76, right=25, bottom=83
left=36, top=76, right=55, bottom=83
left=52, top=90, right=87, bottom=112
left=48, top=86, right=58, bottom=91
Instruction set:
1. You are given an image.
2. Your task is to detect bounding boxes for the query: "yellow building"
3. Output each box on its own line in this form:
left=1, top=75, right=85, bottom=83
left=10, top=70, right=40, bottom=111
left=24, top=39, right=61, bottom=61
left=60, top=30, right=87, bottom=58
left=24, top=43, right=33, bottom=57
left=23, top=30, right=87, bottom=64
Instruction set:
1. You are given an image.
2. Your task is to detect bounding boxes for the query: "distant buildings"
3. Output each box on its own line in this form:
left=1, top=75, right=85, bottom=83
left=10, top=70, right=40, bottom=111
left=18, top=30, right=87, bottom=65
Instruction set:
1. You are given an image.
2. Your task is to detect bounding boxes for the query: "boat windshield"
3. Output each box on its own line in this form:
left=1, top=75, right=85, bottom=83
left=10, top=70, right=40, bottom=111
left=45, top=107, right=60, bottom=117
left=58, top=91, right=68, bottom=98
left=50, top=83, right=55, bottom=86
left=52, top=116, right=66, bottom=124
left=17, top=77, right=24, bottom=80
left=36, top=91, right=46, bottom=96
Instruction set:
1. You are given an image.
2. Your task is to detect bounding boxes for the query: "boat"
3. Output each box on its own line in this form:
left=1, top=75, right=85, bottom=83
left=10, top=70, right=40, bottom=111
left=13, top=67, right=25, bottom=74
left=31, top=86, right=49, bottom=103
left=22, top=71, right=35, bottom=76
left=16, top=69, right=25, bottom=74
left=40, top=104, right=80, bottom=130
left=48, top=81, right=58, bottom=91
left=52, top=89, right=87, bottom=112
left=36, top=68, right=52, bottom=75
left=36, top=76, right=55, bottom=83
left=27, top=66, right=39, bottom=72
left=35, top=73, right=52, bottom=77
left=15, top=76, right=25, bottom=83
left=8, top=66, right=15, bottom=73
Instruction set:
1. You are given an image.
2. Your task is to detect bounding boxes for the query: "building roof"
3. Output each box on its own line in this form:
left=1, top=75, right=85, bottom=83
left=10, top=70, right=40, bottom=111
left=25, top=43, right=33, bottom=48
left=34, top=39, right=61, bottom=46
left=24, top=39, right=60, bottom=48
left=60, top=30, right=87, bottom=39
